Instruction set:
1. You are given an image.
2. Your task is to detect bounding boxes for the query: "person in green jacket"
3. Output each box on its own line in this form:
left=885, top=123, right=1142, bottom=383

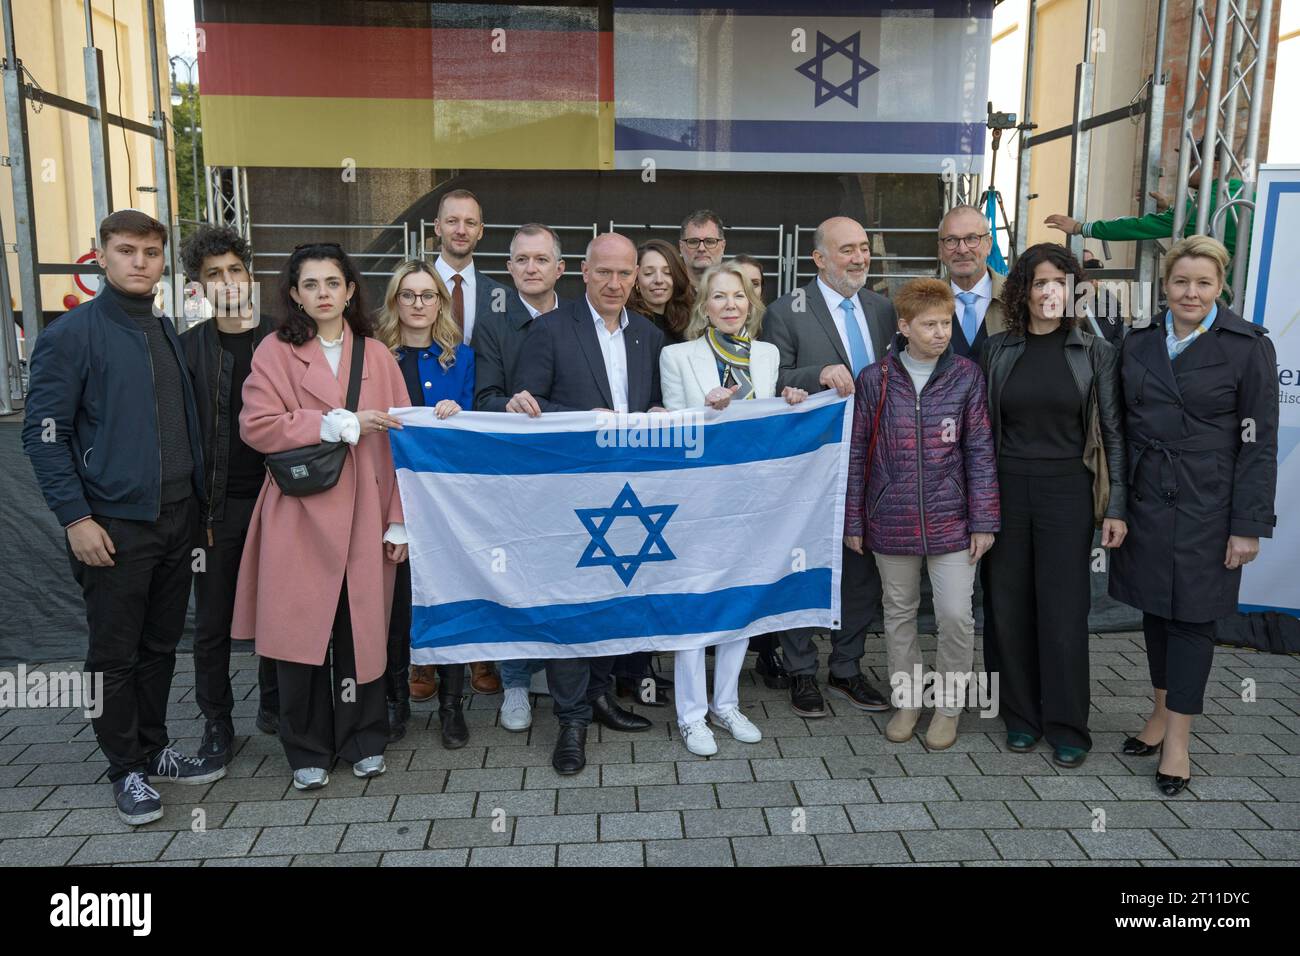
left=1045, top=177, right=1245, bottom=263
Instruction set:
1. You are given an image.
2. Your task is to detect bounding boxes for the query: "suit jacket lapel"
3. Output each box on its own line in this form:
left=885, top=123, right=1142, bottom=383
left=807, top=282, right=850, bottom=368
left=689, top=336, right=722, bottom=397
left=573, top=301, right=615, bottom=409
left=856, top=291, right=892, bottom=361
left=623, top=319, right=647, bottom=412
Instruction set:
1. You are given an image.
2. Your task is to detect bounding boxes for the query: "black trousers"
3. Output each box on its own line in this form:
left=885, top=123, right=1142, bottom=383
left=547, top=656, right=617, bottom=725
left=986, top=468, right=1095, bottom=750
left=781, top=542, right=882, bottom=678
left=192, top=495, right=279, bottom=726
left=276, top=582, right=388, bottom=770
left=69, top=497, right=197, bottom=782
left=612, top=651, right=654, bottom=680
left=1142, top=613, right=1215, bottom=715
left=387, top=559, right=464, bottom=702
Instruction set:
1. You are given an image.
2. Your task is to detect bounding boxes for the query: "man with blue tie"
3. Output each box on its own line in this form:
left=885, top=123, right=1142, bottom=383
left=761, top=216, right=895, bottom=719
left=937, top=204, right=1008, bottom=359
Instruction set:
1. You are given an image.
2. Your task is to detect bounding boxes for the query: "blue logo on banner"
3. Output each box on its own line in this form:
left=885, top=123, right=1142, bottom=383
left=576, top=483, right=678, bottom=586
left=795, top=31, right=878, bottom=108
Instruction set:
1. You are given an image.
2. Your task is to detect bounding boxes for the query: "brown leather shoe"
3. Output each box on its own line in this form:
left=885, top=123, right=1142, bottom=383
left=409, top=665, right=438, bottom=703
left=470, top=661, right=501, bottom=695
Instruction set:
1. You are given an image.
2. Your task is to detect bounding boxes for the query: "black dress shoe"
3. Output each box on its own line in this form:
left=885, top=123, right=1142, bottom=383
left=826, top=673, right=891, bottom=712
left=197, top=719, right=234, bottom=766
left=438, top=694, right=469, bottom=749
left=591, top=692, right=652, bottom=732
left=1122, top=735, right=1162, bottom=756
left=790, top=675, right=827, bottom=717
left=553, top=724, right=588, bottom=775
left=614, top=675, right=670, bottom=707
left=754, top=646, right=791, bottom=689
left=255, top=707, right=278, bottom=736
left=387, top=699, right=410, bottom=743
left=1156, top=771, right=1190, bottom=797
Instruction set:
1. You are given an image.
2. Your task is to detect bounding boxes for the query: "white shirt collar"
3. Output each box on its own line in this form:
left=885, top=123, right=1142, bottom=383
left=522, top=291, right=558, bottom=319
left=586, top=295, right=628, bottom=332
left=435, top=255, right=476, bottom=284
left=951, top=270, right=993, bottom=301
left=817, top=276, right=859, bottom=314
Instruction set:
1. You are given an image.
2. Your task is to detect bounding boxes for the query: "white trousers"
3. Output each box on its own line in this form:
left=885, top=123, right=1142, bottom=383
left=673, top=637, right=748, bottom=726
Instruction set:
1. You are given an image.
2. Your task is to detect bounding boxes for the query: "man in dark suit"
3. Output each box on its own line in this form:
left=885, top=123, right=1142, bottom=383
left=431, top=187, right=510, bottom=695
left=938, top=204, right=1009, bottom=359
left=760, top=216, right=894, bottom=719
left=474, top=223, right=570, bottom=733
left=510, top=232, right=666, bottom=774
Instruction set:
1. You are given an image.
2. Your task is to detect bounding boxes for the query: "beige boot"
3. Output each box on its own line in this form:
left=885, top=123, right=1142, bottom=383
left=924, top=712, right=959, bottom=750
left=885, top=708, right=921, bottom=742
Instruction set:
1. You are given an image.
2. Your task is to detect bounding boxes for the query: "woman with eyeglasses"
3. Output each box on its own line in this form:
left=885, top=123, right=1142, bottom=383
left=232, top=243, right=410, bottom=791
left=375, top=260, right=474, bottom=749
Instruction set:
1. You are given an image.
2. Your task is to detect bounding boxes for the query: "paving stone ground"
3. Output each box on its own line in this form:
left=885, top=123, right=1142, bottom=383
left=2, top=633, right=1297, bottom=866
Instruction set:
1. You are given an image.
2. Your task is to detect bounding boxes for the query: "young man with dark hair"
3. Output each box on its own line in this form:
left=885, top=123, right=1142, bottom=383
left=179, top=225, right=279, bottom=765
left=23, top=209, right=226, bottom=826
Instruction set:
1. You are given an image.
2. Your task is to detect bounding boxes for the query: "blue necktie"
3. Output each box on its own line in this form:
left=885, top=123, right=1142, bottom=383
left=840, top=299, right=871, bottom=376
left=957, top=291, right=979, bottom=344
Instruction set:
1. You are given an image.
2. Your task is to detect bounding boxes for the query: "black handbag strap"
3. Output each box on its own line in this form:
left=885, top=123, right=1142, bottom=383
left=344, top=333, right=365, bottom=412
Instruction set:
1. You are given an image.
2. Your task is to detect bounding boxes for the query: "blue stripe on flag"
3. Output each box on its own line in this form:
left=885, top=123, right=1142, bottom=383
left=614, top=119, right=984, bottom=156
left=614, top=1, right=992, bottom=16
left=390, top=399, right=845, bottom=475
left=411, top=569, right=833, bottom=647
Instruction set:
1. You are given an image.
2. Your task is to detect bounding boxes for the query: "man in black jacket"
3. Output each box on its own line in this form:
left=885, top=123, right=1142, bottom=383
left=22, top=210, right=226, bottom=826
left=179, top=226, right=279, bottom=766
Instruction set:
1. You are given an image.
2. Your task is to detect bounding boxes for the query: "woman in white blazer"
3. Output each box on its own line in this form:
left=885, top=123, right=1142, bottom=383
left=659, top=262, right=808, bottom=756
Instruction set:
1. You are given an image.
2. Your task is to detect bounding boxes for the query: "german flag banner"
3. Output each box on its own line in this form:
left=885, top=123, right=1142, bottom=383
left=196, top=1, right=614, bottom=169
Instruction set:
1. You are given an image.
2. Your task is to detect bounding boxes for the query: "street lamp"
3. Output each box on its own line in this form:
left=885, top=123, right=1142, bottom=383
left=169, top=55, right=201, bottom=221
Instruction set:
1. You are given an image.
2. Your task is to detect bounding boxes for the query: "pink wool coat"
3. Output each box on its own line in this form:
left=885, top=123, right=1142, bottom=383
left=231, top=326, right=410, bottom=684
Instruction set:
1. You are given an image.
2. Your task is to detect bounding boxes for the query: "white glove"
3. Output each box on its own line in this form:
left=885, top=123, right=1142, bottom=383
left=320, top=408, right=361, bottom=445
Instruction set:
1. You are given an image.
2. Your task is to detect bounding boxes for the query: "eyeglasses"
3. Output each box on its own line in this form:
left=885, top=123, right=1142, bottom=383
left=939, top=234, right=991, bottom=250
left=397, top=290, right=439, bottom=305
left=682, top=237, right=722, bottom=250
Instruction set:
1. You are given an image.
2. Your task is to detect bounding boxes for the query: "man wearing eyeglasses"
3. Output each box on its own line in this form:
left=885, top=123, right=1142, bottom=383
left=679, top=210, right=727, bottom=283
left=937, top=204, right=1008, bottom=359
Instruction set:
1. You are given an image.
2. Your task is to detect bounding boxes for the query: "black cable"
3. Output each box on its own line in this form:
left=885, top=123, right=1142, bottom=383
left=111, top=0, right=132, bottom=197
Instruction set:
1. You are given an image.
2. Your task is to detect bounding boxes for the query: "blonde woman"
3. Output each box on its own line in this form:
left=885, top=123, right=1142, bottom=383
left=376, top=260, right=473, bottom=749
left=659, top=263, right=807, bottom=755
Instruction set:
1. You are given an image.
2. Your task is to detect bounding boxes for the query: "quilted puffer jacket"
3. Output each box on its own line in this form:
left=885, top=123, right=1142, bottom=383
left=845, top=335, right=1000, bottom=555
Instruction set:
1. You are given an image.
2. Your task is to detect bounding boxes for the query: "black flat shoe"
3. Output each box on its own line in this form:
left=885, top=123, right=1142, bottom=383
left=754, top=646, right=791, bottom=689
left=386, top=699, right=410, bottom=743
left=255, top=707, right=279, bottom=736
left=552, top=724, right=587, bottom=775
left=1122, top=735, right=1162, bottom=756
left=592, top=692, right=652, bottom=732
left=614, top=675, right=670, bottom=707
left=1156, top=771, right=1190, bottom=797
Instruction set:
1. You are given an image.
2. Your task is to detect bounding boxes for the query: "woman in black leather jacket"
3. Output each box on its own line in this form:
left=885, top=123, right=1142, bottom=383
left=979, top=243, right=1127, bottom=769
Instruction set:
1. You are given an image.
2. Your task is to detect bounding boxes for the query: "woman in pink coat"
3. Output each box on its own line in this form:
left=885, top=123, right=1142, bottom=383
left=232, top=243, right=410, bottom=791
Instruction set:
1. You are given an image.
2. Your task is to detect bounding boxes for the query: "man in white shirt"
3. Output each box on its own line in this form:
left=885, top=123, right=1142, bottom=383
left=936, top=204, right=1008, bottom=358
left=431, top=188, right=509, bottom=349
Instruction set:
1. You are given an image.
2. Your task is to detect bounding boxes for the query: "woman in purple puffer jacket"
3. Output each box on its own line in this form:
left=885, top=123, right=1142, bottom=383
left=844, top=279, right=1000, bottom=750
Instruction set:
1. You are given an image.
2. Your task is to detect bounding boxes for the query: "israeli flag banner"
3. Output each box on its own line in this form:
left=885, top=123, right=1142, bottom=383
left=388, top=391, right=852, bottom=664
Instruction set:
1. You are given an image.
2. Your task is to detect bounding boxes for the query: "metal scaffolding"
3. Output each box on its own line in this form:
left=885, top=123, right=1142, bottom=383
left=0, top=0, right=176, bottom=414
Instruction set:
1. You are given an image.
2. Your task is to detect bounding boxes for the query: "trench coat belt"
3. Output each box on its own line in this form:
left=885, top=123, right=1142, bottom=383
left=1128, top=432, right=1240, bottom=503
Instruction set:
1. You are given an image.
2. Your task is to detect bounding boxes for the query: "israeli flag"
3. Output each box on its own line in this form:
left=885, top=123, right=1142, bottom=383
left=389, top=391, right=852, bottom=664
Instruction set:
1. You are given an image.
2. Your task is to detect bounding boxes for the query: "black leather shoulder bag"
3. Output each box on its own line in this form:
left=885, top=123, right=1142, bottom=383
left=265, top=334, right=365, bottom=497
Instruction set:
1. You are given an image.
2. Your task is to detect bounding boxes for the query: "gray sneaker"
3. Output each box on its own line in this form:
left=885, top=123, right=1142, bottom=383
left=292, top=767, right=329, bottom=790
left=352, top=755, right=386, bottom=778
left=148, top=745, right=227, bottom=785
left=113, top=772, right=163, bottom=826
left=499, top=687, right=532, bottom=732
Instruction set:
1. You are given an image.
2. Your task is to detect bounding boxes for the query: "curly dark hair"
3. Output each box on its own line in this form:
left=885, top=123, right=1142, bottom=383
left=179, top=225, right=251, bottom=283
left=1002, top=242, right=1086, bottom=337
left=276, top=244, right=374, bottom=345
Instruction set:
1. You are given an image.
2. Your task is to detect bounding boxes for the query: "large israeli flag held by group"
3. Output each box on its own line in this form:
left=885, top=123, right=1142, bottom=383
left=389, top=392, right=852, bottom=664
left=614, top=1, right=993, bottom=173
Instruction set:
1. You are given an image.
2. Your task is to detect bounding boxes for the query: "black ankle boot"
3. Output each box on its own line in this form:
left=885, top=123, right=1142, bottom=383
left=438, top=665, right=469, bottom=749
left=387, top=698, right=410, bottom=743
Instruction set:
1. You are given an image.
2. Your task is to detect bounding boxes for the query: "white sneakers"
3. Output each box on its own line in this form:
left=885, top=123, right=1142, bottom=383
left=500, top=687, right=533, bottom=732
left=352, top=755, right=386, bottom=778
left=293, top=767, right=329, bottom=790
left=680, top=720, right=718, bottom=756
left=708, top=706, right=763, bottom=744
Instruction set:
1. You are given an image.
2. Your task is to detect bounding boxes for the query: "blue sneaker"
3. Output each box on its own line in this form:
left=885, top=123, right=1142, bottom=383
left=113, top=772, right=163, bottom=826
left=148, top=744, right=227, bottom=785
